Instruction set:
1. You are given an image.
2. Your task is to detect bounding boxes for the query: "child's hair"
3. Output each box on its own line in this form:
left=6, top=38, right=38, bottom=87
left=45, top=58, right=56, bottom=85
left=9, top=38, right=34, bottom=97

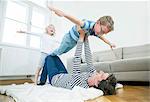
left=48, top=24, right=55, bottom=28
left=94, top=74, right=117, bottom=95
left=98, top=16, right=114, bottom=31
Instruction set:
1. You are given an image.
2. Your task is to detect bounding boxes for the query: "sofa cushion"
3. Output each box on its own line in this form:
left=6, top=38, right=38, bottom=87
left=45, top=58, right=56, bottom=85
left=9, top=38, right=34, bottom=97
left=123, top=44, right=150, bottom=59
left=92, top=62, right=111, bottom=73
left=69, top=62, right=111, bottom=73
left=114, top=71, right=150, bottom=81
left=110, top=57, right=150, bottom=72
left=67, top=57, right=111, bottom=73
left=92, top=48, right=123, bottom=62
left=81, top=62, right=110, bottom=73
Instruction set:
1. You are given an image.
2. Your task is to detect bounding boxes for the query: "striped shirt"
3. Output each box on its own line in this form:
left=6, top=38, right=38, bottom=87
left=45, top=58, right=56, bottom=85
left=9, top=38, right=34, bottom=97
left=69, top=19, right=99, bottom=41
left=51, top=38, right=96, bottom=89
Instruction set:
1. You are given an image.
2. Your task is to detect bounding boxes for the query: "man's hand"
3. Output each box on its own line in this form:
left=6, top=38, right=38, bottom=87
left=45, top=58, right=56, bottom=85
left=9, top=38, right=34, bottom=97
left=77, top=25, right=84, bottom=34
left=77, top=26, right=85, bottom=41
left=48, top=5, right=65, bottom=17
left=79, top=29, right=85, bottom=41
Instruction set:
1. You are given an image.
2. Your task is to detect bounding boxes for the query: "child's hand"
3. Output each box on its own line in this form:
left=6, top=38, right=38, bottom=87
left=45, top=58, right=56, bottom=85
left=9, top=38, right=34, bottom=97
left=110, top=43, right=116, bottom=49
left=48, top=5, right=65, bottom=17
left=16, top=30, right=26, bottom=33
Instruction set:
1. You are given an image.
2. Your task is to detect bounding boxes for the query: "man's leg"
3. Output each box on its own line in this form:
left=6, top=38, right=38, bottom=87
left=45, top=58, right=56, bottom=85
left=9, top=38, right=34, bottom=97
left=53, top=56, right=68, bottom=73
left=45, top=55, right=60, bottom=84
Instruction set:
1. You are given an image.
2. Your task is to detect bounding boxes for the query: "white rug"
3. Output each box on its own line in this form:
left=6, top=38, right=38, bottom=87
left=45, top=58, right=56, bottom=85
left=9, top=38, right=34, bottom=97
left=0, top=83, right=104, bottom=102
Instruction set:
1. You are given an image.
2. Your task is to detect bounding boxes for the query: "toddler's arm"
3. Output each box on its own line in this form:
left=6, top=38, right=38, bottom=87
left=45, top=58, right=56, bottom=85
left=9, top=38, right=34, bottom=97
left=17, top=30, right=41, bottom=36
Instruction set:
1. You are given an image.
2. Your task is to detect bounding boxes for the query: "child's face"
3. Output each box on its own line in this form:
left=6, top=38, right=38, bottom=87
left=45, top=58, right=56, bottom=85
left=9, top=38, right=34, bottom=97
left=46, top=25, right=55, bottom=35
left=94, top=21, right=110, bottom=36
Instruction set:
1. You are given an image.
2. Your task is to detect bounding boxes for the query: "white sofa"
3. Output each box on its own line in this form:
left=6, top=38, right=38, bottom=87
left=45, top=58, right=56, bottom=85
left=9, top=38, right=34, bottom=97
left=67, top=44, right=150, bottom=82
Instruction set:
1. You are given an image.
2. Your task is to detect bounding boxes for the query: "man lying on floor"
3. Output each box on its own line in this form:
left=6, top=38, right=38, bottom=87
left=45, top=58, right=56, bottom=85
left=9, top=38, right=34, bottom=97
left=37, top=29, right=117, bottom=95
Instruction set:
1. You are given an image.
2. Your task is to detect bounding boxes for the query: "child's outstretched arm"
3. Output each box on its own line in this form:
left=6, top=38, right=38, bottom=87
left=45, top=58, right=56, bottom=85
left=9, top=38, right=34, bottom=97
left=99, top=36, right=116, bottom=49
left=48, top=5, right=84, bottom=27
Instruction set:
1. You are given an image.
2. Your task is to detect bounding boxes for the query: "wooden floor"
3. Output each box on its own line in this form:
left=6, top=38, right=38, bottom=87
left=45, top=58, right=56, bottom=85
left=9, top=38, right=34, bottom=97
left=0, top=80, right=149, bottom=102
left=86, top=85, right=150, bottom=102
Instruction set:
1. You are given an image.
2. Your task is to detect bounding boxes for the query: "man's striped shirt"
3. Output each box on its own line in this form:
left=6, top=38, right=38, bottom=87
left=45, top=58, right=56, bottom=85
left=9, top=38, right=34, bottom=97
left=51, top=39, right=96, bottom=89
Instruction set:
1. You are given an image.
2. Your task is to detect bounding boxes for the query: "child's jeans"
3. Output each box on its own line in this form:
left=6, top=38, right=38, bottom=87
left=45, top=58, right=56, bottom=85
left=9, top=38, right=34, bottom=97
left=50, top=33, right=77, bottom=56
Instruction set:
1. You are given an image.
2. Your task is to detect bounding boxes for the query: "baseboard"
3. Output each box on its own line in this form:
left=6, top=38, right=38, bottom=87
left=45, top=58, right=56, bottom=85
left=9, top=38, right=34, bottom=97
left=0, top=79, right=33, bottom=85
left=118, top=81, right=150, bottom=86
left=0, top=75, right=34, bottom=80
left=0, top=75, right=35, bottom=85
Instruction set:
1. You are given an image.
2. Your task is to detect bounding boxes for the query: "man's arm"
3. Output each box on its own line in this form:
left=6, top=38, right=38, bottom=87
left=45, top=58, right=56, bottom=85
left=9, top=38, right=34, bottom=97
left=84, top=36, right=96, bottom=73
left=71, top=29, right=85, bottom=75
left=99, top=36, right=116, bottom=48
left=48, top=6, right=84, bottom=27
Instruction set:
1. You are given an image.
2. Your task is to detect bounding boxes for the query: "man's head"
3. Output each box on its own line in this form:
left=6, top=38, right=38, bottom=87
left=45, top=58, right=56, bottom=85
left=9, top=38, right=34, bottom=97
left=94, top=16, right=114, bottom=36
left=45, top=24, right=56, bottom=36
left=87, top=71, right=109, bottom=87
left=88, top=73, right=117, bottom=95
left=94, top=80, right=116, bottom=95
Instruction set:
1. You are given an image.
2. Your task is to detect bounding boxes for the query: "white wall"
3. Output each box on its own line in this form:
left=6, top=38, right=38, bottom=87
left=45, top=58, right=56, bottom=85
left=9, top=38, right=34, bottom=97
left=50, top=1, right=148, bottom=66
left=0, top=44, right=40, bottom=77
left=148, top=1, right=150, bottom=44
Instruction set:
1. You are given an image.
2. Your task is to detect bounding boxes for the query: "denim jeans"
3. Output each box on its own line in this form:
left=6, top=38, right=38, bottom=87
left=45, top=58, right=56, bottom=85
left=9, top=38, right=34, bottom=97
left=50, top=33, right=77, bottom=56
left=40, top=55, right=68, bottom=84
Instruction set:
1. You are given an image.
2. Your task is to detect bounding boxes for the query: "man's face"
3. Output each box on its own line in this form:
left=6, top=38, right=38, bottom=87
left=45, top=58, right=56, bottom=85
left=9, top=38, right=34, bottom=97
left=88, top=72, right=103, bottom=87
left=88, top=71, right=109, bottom=87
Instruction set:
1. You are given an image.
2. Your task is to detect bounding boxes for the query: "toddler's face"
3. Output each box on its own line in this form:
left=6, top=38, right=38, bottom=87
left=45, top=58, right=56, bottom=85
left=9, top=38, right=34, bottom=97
left=46, top=25, right=55, bottom=35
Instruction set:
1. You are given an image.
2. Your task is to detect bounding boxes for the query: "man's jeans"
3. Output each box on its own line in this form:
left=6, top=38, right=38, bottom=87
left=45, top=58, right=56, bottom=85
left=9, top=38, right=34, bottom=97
left=40, top=55, right=68, bottom=84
